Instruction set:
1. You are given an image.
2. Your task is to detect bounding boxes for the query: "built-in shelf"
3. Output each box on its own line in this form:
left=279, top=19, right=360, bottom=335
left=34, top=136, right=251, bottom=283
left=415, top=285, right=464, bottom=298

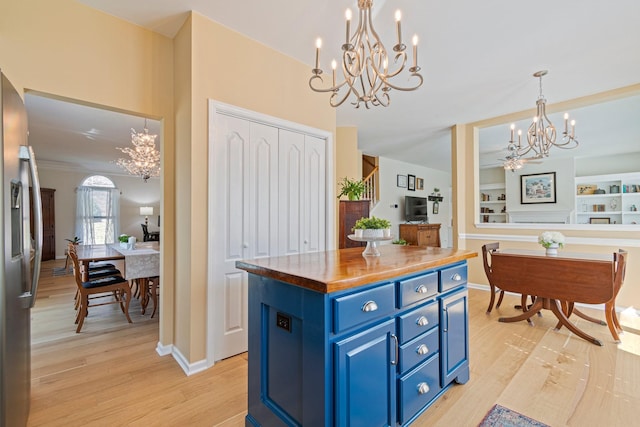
left=479, top=183, right=506, bottom=223
left=575, top=172, right=640, bottom=225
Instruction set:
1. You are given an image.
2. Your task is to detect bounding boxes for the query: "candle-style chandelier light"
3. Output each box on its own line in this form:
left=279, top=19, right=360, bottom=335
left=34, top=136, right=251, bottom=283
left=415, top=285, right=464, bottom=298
left=309, top=0, right=423, bottom=108
left=504, top=70, right=578, bottom=170
left=116, top=120, right=160, bottom=183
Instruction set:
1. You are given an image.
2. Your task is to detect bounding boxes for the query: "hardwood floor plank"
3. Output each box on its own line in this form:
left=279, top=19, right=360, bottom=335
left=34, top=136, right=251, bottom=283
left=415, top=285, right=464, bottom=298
left=28, top=260, right=640, bottom=426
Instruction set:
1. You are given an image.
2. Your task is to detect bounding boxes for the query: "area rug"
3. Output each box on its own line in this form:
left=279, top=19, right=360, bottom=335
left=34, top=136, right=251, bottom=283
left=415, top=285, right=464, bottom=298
left=478, top=404, right=549, bottom=427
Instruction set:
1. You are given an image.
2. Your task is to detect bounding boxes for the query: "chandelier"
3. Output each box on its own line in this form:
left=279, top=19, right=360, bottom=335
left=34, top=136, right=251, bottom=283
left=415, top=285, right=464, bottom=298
left=504, top=70, right=578, bottom=170
left=309, top=0, right=423, bottom=108
left=116, top=120, right=160, bottom=182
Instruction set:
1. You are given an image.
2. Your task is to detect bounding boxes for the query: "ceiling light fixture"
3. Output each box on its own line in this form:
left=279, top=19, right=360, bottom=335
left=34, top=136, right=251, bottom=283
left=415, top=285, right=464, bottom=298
left=504, top=70, right=578, bottom=170
left=309, top=0, right=423, bottom=108
left=116, top=119, right=160, bottom=183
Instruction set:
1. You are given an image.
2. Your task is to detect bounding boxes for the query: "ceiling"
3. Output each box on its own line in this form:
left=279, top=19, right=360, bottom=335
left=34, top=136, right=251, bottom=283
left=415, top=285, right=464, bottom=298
left=28, top=0, right=640, bottom=173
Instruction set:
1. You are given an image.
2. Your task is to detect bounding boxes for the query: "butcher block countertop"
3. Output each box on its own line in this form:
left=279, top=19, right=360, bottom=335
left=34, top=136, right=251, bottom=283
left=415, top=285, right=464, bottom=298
left=236, top=245, right=478, bottom=294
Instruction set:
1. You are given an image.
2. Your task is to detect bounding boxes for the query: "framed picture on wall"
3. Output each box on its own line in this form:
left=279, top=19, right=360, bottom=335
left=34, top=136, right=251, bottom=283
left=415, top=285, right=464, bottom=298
left=397, top=174, right=407, bottom=188
left=521, top=172, right=557, bottom=204
left=407, top=174, right=416, bottom=191
left=416, top=178, right=424, bottom=190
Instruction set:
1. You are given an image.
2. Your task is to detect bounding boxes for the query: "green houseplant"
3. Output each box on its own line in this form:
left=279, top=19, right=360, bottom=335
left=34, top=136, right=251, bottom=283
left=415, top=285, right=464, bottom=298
left=64, top=236, right=82, bottom=245
left=118, top=234, right=130, bottom=243
left=337, top=177, right=365, bottom=201
left=352, top=216, right=391, bottom=238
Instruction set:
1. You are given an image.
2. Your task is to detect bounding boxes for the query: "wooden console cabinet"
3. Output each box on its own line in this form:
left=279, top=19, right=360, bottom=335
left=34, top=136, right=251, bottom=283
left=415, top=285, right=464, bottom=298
left=339, top=200, right=370, bottom=248
left=399, top=223, right=441, bottom=248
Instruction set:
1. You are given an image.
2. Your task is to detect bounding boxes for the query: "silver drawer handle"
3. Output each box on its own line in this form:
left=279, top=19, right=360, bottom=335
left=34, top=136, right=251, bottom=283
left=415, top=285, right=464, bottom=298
left=416, top=284, right=428, bottom=294
left=417, top=382, right=430, bottom=395
left=416, top=316, right=429, bottom=327
left=451, top=273, right=462, bottom=281
left=416, top=344, right=429, bottom=355
left=362, top=301, right=378, bottom=312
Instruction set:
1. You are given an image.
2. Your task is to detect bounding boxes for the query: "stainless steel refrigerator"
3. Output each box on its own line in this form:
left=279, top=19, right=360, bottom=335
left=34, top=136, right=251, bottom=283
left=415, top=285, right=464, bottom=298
left=1, top=70, right=43, bottom=426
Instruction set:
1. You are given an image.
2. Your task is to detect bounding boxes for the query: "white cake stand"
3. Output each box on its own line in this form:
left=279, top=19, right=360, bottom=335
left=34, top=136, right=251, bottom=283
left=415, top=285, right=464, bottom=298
left=347, top=234, right=394, bottom=257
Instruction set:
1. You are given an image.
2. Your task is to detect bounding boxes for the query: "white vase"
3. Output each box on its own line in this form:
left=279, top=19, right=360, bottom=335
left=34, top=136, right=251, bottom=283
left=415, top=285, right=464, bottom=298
left=362, top=229, right=384, bottom=238
left=354, top=229, right=364, bottom=238
left=546, top=243, right=559, bottom=256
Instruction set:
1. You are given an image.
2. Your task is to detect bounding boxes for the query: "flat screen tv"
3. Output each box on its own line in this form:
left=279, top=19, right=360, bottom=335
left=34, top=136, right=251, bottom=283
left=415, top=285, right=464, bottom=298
left=405, top=196, right=428, bottom=222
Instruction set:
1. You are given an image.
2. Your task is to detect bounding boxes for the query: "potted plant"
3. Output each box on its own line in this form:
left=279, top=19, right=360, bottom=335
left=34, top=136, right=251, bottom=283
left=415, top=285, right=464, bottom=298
left=352, top=216, right=391, bottom=238
left=119, top=234, right=130, bottom=248
left=65, top=236, right=82, bottom=245
left=538, top=231, right=565, bottom=255
left=337, top=177, right=365, bottom=201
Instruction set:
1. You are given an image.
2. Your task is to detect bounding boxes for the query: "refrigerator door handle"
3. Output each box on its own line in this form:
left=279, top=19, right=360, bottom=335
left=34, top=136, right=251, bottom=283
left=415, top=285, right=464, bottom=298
left=19, top=145, right=43, bottom=308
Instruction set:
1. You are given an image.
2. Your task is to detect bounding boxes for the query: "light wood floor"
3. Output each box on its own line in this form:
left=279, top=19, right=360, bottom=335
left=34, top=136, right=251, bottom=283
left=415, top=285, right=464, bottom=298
left=29, top=259, right=640, bottom=426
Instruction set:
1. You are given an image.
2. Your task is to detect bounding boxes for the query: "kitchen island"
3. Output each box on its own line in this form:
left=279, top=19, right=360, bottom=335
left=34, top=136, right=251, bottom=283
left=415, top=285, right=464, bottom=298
left=236, top=245, right=477, bottom=427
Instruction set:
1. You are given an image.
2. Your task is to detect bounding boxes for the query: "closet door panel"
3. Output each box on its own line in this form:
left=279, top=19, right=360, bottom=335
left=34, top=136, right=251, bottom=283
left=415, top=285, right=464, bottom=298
left=278, top=130, right=304, bottom=256
left=248, top=122, right=279, bottom=260
left=304, top=135, right=326, bottom=253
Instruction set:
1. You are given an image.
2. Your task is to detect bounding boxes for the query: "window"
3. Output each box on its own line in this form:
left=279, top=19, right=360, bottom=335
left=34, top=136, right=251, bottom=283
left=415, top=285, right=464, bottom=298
left=76, top=175, right=120, bottom=244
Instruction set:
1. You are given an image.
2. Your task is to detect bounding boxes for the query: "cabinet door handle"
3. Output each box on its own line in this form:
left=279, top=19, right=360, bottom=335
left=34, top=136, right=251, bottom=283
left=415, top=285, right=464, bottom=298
left=416, top=344, right=429, bottom=355
left=390, top=334, right=399, bottom=366
left=361, top=301, right=378, bottom=312
left=416, top=284, right=428, bottom=294
left=451, top=273, right=462, bottom=281
left=443, top=307, right=448, bottom=332
left=417, top=382, right=430, bottom=395
left=416, top=316, right=429, bottom=327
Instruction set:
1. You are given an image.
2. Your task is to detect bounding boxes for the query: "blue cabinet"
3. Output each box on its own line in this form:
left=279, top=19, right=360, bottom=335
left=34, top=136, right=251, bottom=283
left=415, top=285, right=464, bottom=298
left=244, top=261, right=469, bottom=427
left=335, top=320, right=396, bottom=427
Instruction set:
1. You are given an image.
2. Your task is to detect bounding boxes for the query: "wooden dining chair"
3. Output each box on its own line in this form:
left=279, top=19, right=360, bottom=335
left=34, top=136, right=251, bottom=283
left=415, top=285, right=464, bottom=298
left=148, top=276, right=160, bottom=318
left=556, top=249, right=627, bottom=342
left=482, top=242, right=504, bottom=313
left=69, top=250, right=133, bottom=333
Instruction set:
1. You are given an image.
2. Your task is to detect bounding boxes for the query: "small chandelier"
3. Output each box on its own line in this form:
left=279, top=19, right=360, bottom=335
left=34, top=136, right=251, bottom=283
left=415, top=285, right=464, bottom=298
left=309, top=0, right=423, bottom=108
left=505, top=70, right=578, bottom=170
left=116, top=120, right=160, bottom=183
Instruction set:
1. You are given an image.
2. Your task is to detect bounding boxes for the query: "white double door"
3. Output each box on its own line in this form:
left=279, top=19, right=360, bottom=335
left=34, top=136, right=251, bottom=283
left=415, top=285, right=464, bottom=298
left=209, top=111, right=326, bottom=362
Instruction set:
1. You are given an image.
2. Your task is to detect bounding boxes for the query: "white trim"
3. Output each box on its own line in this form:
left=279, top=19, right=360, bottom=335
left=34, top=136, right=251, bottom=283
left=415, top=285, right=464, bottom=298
left=473, top=222, right=640, bottom=232
left=155, top=342, right=172, bottom=357
left=461, top=232, right=640, bottom=247
left=170, top=345, right=210, bottom=376
left=155, top=342, right=209, bottom=376
left=468, top=282, right=625, bottom=314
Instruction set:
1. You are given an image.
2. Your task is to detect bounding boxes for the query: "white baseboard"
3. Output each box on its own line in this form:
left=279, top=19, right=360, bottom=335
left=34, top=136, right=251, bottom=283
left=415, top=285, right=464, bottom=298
left=156, top=342, right=210, bottom=376
left=468, top=282, right=612, bottom=313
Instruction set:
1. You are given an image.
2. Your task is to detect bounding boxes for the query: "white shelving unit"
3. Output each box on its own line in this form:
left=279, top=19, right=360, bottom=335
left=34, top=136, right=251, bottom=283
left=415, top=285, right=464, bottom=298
left=575, top=172, right=640, bottom=225
left=479, top=183, right=507, bottom=223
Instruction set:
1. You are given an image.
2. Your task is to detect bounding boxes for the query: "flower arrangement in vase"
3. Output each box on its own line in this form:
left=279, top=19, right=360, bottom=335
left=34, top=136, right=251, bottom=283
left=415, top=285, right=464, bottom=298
left=538, top=231, right=565, bottom=255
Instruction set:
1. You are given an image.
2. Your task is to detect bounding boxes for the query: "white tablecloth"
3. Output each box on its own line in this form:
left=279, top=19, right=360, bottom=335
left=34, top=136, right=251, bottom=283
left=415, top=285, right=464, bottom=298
left=110, top=245, right=160, bottom=280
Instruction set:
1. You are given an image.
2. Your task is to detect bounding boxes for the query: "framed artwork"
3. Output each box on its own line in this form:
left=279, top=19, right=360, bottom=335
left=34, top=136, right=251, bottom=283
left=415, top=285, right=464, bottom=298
left=590, top=217, right=610, bottom=224
left=397, top=174, right=407, bottom=188
left=407, top=174, right=416, bottom=191
left=521, top=172, right=556, bottom=204
left=416, top=178, right=424, bottom=190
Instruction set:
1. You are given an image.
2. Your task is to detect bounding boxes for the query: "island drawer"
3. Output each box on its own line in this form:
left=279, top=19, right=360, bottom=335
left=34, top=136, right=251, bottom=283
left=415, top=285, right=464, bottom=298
left=397, top=271, right=438, bottom=308
left=397, top=300, right=438, bottom=343
left=332, top=283, right=396, bottom=333
left=398, top=354, right=442, bottom=425
left=439, top=264, right=467, bottom=293
left=399, top=327, right=439, bottom=373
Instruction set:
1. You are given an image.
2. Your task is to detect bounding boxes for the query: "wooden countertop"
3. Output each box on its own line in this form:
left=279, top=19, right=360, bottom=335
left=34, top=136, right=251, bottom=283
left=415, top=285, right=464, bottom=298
left=236, top=245, right=478, bottom=293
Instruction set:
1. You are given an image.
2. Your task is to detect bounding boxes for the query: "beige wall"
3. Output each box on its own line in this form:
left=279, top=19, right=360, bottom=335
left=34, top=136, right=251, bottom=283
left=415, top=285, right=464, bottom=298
left=335, top=127, right=361, bottom=242
left=2, top=0, right=176, bottom=352
left=458, top=85, right=640, bottom=309
left=171, top=13, right=337, bottom=362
